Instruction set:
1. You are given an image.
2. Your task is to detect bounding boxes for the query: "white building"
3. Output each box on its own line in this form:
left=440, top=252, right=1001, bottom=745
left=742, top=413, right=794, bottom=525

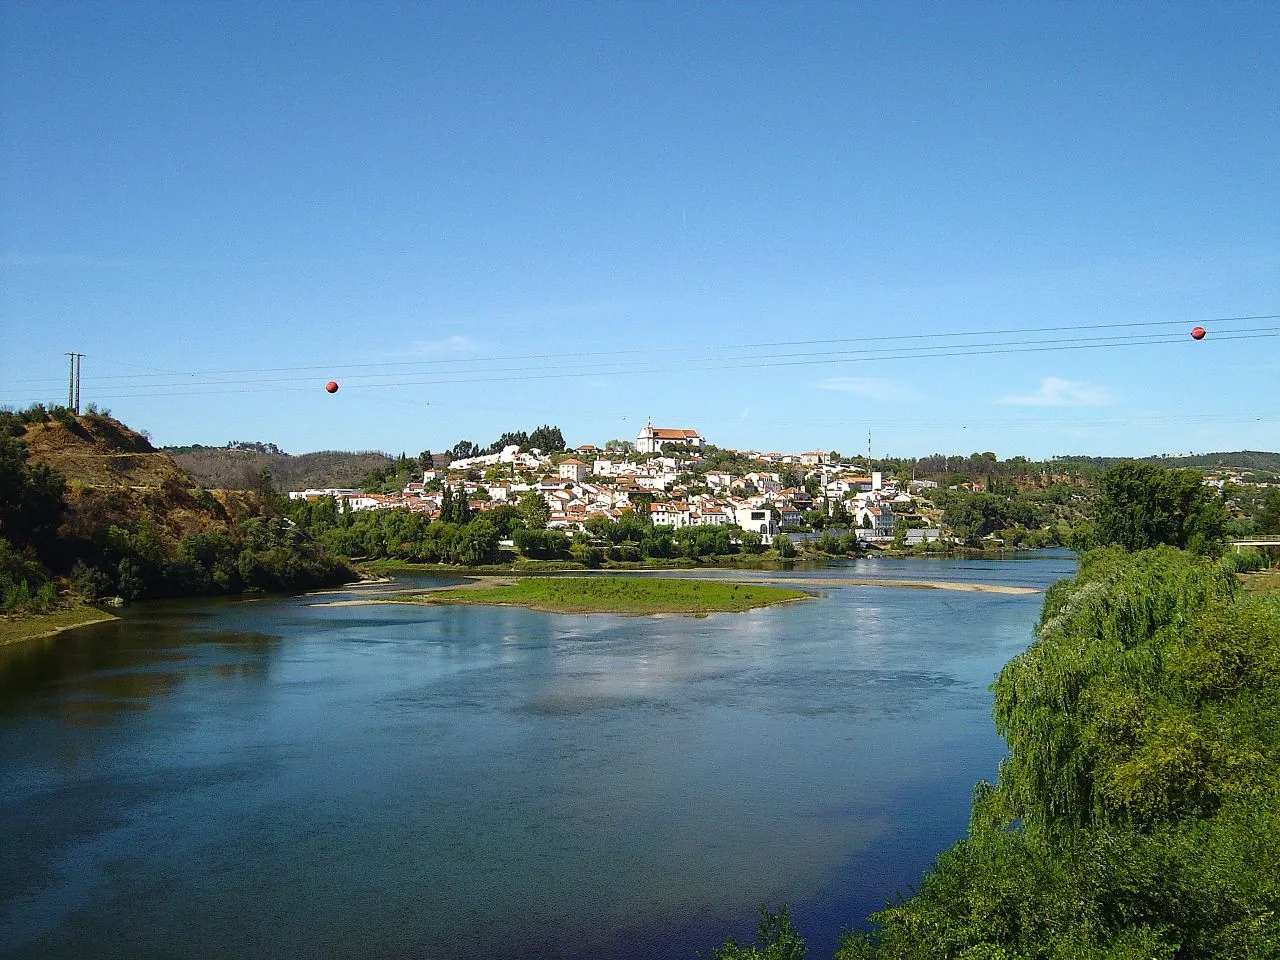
left=855, top=503, right=896, bottom=539
left=636, top=423, right=704, bottom=455
left=650, top=502, right=691, bottom=528
left=734, top=504, right=778, bottom=539
left=288, top=487, right=361, bottom=501
left=558, top=459, right=589, bottom=483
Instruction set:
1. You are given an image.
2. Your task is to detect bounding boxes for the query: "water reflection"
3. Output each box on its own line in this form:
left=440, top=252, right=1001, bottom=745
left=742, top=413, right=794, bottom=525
left=0, top=556, right=1074, bottom=960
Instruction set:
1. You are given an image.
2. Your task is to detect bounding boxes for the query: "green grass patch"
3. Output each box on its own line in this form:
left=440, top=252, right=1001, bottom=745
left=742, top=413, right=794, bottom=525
left=416, top=576, right=811, bottom=615
left=0, top=604, right=118, bottom=646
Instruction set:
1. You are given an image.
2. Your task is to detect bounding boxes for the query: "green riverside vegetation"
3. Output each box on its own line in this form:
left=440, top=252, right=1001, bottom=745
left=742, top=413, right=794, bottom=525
left=405, top=576, right=810, bottom=615
left=713, top=548, right=1280, bottom=960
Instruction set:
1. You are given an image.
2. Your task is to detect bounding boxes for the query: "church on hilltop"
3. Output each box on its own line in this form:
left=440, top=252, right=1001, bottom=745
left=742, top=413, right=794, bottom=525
left=636, top=422, right=705, bottom=454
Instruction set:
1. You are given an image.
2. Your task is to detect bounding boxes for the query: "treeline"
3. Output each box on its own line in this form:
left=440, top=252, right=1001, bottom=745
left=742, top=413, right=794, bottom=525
left=934, top=485, right=1090, bottom=548
left=1056, top=449, right=1280, bottom=474
left=290, top=493, right=505, bottom=566
left=288, top=491, right=795, bottom=567
left=169, top=445, right=395, bottom=492
left=447, top=424, right=567, bottom=461
left=67, top=517, right=350, bottom=602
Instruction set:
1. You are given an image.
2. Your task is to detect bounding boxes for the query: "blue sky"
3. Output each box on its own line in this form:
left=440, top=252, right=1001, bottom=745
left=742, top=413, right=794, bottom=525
left=2, top=2, right=1278, bottom=460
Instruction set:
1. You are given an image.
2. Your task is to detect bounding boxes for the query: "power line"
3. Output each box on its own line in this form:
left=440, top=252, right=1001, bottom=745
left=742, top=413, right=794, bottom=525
left=5, top=311, right=1276, bottom=387
left=76, top=327, right=1280, bottom=398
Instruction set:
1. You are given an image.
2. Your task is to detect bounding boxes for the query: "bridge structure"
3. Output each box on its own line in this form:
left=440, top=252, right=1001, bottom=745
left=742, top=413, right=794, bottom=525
left=1229, top=536, right=1280, bottom=550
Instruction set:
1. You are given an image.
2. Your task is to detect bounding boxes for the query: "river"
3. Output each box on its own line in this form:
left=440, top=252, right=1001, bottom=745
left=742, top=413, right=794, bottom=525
left=0, top=552, right=1076, bottom=959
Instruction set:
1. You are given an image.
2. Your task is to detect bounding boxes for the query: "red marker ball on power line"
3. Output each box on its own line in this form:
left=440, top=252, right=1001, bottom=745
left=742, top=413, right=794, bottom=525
left=325, top=381, right=339, bottom=393
left=1190, top=326, right=1206, bottom=340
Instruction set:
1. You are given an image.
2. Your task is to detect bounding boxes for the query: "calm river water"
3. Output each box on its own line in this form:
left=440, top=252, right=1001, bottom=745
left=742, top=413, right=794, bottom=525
left=0, top=553, right=1076, bottom=959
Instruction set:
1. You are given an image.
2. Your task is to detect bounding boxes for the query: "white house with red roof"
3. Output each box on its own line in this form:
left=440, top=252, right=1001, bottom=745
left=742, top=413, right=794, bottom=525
left=636, top=422, right=704, bottom=455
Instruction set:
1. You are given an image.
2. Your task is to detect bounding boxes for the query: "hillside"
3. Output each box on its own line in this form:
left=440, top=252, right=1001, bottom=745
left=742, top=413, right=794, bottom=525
left=1055, top=450, right=1280, bottom=474
left=20, top=413, right=249, bottom=544
left=3, top=407, right=351, bottom=608
left=166, top=445, right=394, bottom=491
left=22, top=413, right=181, bottom=486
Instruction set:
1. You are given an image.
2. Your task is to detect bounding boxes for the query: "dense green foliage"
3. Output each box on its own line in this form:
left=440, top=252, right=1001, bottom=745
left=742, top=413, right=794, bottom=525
left=828, top=548, right=1280, bottom=959
left=1259, top=488, right=1280, bottom=535
left=0, top=432, right=67, bottom=559
left=66, top=516, right=351, bottom=600
left=0, top=412, right=68, bottom=611
left=712, top=906, right=807, bottom=960
left=1094, top=462, right=1226, bottom=554
left=289, top=496, right=502, bottom=566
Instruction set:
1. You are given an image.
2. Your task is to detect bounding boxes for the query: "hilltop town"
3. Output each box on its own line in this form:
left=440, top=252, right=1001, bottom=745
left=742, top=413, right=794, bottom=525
left=287, top=422, right=943, bottom=549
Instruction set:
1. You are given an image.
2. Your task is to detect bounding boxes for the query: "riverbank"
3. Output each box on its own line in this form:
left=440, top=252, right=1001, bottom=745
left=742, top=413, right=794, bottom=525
left=312, top=570, right=1038, bottom=615
left=358, top=555, right=825, bottom=577
left=0, top=605, right=118, bottom=646
left=1241, top=570, right=1280, bottom=592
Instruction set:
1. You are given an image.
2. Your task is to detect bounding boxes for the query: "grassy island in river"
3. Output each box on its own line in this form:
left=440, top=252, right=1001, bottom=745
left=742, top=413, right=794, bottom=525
left=400, top=576, right=810, bottom=615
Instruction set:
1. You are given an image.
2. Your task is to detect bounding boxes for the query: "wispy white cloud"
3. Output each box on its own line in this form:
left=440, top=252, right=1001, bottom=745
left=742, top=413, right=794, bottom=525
left=410, top=334, right=479, bottom=355
left=997, top=377, right=1113, bottom=407
left=814, top=377, right=923, bottom=402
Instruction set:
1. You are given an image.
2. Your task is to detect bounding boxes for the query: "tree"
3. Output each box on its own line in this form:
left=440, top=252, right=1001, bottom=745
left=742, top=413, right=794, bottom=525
left=1258, top=487, right=1280, bottom=535
left=774, top=534, right=796, bottom=558
left=456, top=517, right=499, bottom=565
left=1095, top=462, right=1225, bottom=554
left=242, top=465, right=275, bottom=499
left=0, top=434, right=66, bottom=557
left=942, top=492, right=1007, bottom=544
left=712, top=905, right=806, bottom=960
left=486, top=431, right=528, bottom=455
left=627, top=490, right=655, bottom=515
left=450, top=439, right=479, bottom=461
left=527, top=425, right=566, bottom=452
left=517, top=490, right=550, bottom=530
left=512, top=528, right=569, bottom=559
left=450, top=485, right=472, bottom=524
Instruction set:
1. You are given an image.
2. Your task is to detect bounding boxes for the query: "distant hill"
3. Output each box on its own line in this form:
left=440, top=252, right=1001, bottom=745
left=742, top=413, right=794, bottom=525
left=1053, top=451, right=1280, bottom=475
left=166, top=445, right=394, bottom=492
